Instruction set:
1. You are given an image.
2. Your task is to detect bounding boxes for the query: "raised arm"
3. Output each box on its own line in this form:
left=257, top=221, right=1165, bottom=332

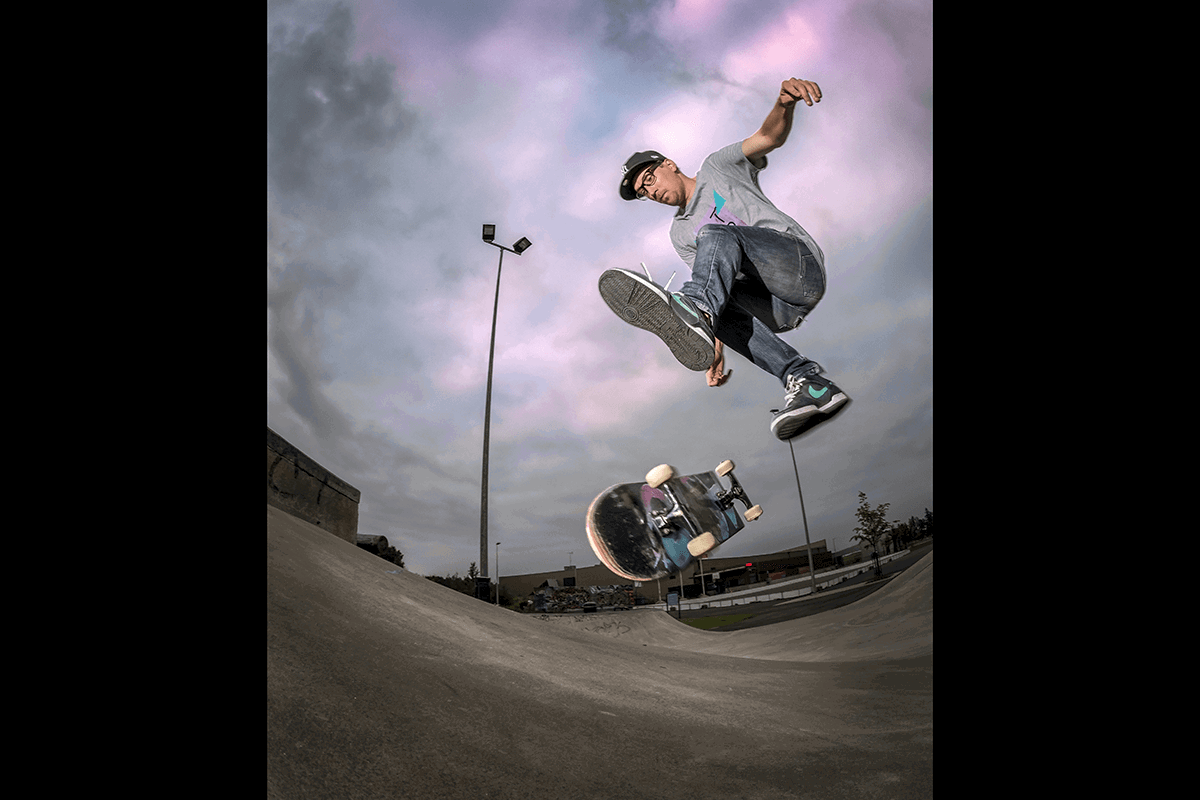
left=741, top=78, right=822, bottom=165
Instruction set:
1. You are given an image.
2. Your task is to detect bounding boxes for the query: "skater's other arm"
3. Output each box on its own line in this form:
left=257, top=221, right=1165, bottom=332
left=742, top=78, right=822, bottom=166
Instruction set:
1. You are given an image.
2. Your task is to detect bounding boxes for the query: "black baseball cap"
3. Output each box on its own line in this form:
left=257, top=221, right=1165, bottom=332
left=619, top=150, right=666, bottom=201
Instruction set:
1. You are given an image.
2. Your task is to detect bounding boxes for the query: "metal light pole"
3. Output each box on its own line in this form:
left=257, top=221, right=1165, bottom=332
left=786, top=436, right=820, bottom=597
left=479, top=224, right=531, bottom=599
left=677, top=570, right=685, bottom=620
left=495, top=541, right=501, bottom=607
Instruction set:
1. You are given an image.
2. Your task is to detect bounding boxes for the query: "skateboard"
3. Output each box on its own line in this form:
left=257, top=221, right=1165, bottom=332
left=585, top=460, right=763, bottom=581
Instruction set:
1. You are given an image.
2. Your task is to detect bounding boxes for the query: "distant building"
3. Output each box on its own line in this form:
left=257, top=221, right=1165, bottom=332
left=501, top=540, right=838, bottom=603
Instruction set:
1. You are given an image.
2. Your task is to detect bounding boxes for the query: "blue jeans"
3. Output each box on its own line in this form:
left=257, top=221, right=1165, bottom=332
left=680, top=224, right=826, bottom=385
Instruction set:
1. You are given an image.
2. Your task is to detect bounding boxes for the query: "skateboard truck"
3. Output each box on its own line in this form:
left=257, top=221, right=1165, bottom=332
left=644, top=461, right=762, bottom=559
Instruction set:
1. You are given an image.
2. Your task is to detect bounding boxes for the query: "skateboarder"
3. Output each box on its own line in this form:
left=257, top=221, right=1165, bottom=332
left=608, top=76, right=849, bottom=441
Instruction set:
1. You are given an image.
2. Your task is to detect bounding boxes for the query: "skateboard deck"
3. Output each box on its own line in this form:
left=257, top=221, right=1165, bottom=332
left=585, top=461, right=762, bottom=581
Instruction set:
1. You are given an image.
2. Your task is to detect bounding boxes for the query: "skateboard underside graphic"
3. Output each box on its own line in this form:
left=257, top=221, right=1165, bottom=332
left=586, top=462, right=762, bottom=581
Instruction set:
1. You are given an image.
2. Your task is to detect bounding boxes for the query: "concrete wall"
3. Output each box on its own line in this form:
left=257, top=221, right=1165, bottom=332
left=267, top=427, right=361, bottom=544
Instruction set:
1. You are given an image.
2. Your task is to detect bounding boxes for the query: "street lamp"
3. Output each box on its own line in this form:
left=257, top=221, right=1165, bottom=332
left=495, top=541, right=501, bottom=607
left=479, top=224, right=532, bottom=595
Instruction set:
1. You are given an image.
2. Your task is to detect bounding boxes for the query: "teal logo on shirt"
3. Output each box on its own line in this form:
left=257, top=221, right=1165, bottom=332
left=695, top=190, right=748, bottom=237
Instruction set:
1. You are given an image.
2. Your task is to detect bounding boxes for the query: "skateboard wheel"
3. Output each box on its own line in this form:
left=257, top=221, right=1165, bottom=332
left=745, top=505, right=763, bottom=521
left=688, top=532, right=717, bottom=557
left=716, top=460, right=735, bottom=477
left=646, top=464, right=675, bottom=488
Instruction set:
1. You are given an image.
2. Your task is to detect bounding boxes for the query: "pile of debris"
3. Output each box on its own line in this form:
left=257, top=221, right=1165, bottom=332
left=531, top=581, right=634, bottom=613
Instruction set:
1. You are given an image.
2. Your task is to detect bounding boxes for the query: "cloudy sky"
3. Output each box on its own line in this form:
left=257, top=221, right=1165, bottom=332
left=267, top=0, right=932, bottom=580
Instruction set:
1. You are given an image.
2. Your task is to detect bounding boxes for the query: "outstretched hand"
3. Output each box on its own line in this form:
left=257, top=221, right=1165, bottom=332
left=779, top=78, right=821, bottom=107
left=706, top=340, right=732, bottom=387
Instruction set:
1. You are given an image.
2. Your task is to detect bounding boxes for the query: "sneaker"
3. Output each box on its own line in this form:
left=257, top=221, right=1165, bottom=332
left=598, top=268, right=716, bottom=371
left=770, top=372, right=851, bottom=440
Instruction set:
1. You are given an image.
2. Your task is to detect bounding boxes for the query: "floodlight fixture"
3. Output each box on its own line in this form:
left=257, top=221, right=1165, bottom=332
left=512, top=237, right=532, bottom=255
left=482, top=224, right=496, bottom=242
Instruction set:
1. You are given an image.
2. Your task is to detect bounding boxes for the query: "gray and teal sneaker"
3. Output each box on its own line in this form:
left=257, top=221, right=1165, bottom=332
left=770, top=371, right=851, bottom=440
left=598, top=268, right=716, bottom=371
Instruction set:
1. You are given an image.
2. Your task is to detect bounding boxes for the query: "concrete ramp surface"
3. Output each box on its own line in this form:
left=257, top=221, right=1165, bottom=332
left=267, top=505, right=933, bottom=799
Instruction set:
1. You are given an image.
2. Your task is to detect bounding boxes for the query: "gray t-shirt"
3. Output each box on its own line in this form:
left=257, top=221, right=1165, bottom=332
left=669, top=141, right=824, bottom=271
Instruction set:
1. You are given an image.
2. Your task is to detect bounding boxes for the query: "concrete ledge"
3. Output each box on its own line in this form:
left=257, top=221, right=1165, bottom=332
left=267, top=427, right=360, bottom=543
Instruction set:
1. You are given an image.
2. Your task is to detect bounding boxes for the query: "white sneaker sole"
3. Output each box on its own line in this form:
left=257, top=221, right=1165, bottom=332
left=771, top=394, right=850, bottom=440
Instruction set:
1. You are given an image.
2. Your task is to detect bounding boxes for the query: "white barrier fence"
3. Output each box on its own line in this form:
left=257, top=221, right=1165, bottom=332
left=644, top=549, right=911, bottom=612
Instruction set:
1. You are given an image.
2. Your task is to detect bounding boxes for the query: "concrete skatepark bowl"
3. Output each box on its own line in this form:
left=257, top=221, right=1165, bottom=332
left=267, top=504, right=933, bottom=798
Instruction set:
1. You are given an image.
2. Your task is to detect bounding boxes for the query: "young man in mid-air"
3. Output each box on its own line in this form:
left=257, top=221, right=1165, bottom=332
left=601, top=76, right=850, bottom=441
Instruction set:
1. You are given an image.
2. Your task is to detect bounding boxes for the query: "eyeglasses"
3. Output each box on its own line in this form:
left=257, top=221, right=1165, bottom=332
left=635, top=162, right=661, bottom=200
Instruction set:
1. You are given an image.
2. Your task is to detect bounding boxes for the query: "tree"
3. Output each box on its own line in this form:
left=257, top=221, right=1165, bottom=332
left=890, top=519, right=914, bottom=551
left=851, top=491, right=897, bottom=577
left=425, top=571, right=474, bottom=595
left=382, top=545, right=405, bottom=569
left=355, top=535, right=405, bottom=569
left=426, top=562, right=494, bottom=600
